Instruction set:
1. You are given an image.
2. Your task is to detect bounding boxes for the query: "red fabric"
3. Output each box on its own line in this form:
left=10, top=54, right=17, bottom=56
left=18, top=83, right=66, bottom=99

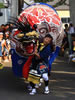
left=22, top=56, right=33, bottom=78
left=13, top=30, right=21, bottom=36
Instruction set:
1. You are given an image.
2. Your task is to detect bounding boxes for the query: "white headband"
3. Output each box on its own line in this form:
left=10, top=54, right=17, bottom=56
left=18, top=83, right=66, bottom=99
left=0, top=32, right=3, bottom=35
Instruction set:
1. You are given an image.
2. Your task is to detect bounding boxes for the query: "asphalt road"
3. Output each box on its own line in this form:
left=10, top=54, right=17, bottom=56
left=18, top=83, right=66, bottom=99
left=0, top=57, right=75, bottom=100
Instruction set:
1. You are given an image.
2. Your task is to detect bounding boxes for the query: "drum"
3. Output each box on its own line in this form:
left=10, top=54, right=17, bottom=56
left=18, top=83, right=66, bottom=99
left=28, top=70, right=41, bottom=84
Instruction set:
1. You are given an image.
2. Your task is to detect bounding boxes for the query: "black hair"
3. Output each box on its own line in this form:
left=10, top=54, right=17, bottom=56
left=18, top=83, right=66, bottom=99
left=45, top=34, right=54, bottom=52
left=33, top=24, right=37, bottom=30
left=70, top=23, right=73, bottom=27
left=1, top=24, right=5, bottom=26
left=45, top=34, right=53, bottom=40
left=64, top=24, right=68, bottom=28
left=5, top=24, right=9, bottom=26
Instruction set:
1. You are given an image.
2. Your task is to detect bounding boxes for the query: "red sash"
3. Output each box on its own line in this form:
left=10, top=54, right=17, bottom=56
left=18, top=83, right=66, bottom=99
left=22, top=56, right=33, bottom=78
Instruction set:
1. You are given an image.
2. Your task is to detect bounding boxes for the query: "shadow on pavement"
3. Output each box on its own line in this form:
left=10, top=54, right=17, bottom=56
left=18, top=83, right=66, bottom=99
left=0, top=57, right=75, bottom=100
left=49, top=57, right=75, bottom=99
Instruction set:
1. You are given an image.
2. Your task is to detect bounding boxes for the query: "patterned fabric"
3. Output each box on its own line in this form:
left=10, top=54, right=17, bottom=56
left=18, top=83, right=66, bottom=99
left=40, top=44, right=52, bottom=65
left=31, top=44, right=52, bottom=74
left=10, top=49, right=28, bottom=77
left=37, top=62, right=48, bottom=74
left=49, top=46, right=60, bottom=72
left=28, top=70, right=41, bottom=84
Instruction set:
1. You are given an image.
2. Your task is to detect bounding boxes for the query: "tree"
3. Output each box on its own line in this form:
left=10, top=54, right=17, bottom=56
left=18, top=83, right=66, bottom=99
left=18, top=0, right=24, bottom=14
left=19, top=0, right=68, bottom=15
left=34, top=0, right=68, bottom=8
left=0, top=0, right=10, bottom=9
left=0, top=3, right=5, bottom=8
left=34, top=0, right=53, bottom=3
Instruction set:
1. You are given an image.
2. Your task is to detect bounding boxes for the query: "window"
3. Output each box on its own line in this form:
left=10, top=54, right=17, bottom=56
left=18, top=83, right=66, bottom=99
left=61, top=17, right=70, bottom=23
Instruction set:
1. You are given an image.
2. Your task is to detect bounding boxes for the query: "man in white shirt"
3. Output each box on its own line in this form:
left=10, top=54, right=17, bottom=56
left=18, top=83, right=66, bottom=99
left=68, top=23, right=75, bottom=54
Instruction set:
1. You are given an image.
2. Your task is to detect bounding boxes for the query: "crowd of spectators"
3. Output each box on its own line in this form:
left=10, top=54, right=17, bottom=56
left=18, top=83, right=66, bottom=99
left=0, top=23, right=14, bottom=66
left=0, top=22, right=75, bottom=66
left=61, top=22, right=75, bottom=56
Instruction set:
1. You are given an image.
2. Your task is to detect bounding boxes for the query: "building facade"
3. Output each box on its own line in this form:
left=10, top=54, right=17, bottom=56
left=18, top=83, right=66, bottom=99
left=48, top=0, right=70, bottom=27
left=69, top=0, right=75, bottom=26
left=0, top=0, right=18, bottom=25
left=0, top=0, right=71, bottom=26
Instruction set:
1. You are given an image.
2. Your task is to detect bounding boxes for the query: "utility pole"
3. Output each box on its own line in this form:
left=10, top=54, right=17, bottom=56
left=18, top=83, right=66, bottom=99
left=11, top=0, right=18, bottom=17
left=11, top=0, right=24, bottom=17
left=69, top=0, right=75, bottom=26
left=18, top=0, right=24, bottom=14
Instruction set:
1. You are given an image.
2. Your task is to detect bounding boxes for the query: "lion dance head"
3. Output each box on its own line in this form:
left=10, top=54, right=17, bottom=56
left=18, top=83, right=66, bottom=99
left=10, top=3, right=64, bottom=57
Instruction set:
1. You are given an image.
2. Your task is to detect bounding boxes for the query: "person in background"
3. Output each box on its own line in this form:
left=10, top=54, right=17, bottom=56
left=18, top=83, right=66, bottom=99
left=5, top=24, right=10, bottom=31
left=61, top=24, right=69, bottom=56
left=0, top=31, right=4, bottom=69
left=64, top=24, right=69, bottom=36
left=1, top=24, right=5, bottom=34
left=68, top=23, right=75, bottom=54
left=5, top=31, right=11, bottom=61
left=3, top=30, right=10, bottom=62
left=9, top=23, right=14, bottom=33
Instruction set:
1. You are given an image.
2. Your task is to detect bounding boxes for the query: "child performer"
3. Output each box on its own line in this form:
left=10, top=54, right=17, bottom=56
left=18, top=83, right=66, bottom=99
left=29, top=34, right=54, bottom=95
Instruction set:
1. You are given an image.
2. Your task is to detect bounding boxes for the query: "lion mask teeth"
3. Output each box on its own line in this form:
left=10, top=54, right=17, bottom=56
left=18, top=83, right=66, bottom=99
left=26, top=31, right=39, bottom=37
left=16, top=31, right=39, bottom=39
left=17, top=34, right=24, bottom=38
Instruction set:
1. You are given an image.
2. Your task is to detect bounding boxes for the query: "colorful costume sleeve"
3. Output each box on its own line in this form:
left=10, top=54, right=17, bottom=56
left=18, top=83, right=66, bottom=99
left=40, top=45, right=52, bottom=65
left=49, top=46, right=60, bottom=72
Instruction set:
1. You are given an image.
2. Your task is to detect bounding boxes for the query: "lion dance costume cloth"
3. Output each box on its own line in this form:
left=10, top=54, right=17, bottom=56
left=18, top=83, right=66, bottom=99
left=10, top=3, right=64, bottom=79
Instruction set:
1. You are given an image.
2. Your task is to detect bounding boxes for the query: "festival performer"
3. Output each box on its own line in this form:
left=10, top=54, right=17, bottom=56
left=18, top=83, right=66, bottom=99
left=9, top=18, right=39, bottom=77
left=28, top=34, right=54, bottom=95
left=9, top=3, right=64, bottom=95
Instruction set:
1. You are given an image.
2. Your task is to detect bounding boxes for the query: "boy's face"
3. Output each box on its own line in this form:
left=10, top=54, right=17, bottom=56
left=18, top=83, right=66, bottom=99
left=43, top=37, right=52, bottom=45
